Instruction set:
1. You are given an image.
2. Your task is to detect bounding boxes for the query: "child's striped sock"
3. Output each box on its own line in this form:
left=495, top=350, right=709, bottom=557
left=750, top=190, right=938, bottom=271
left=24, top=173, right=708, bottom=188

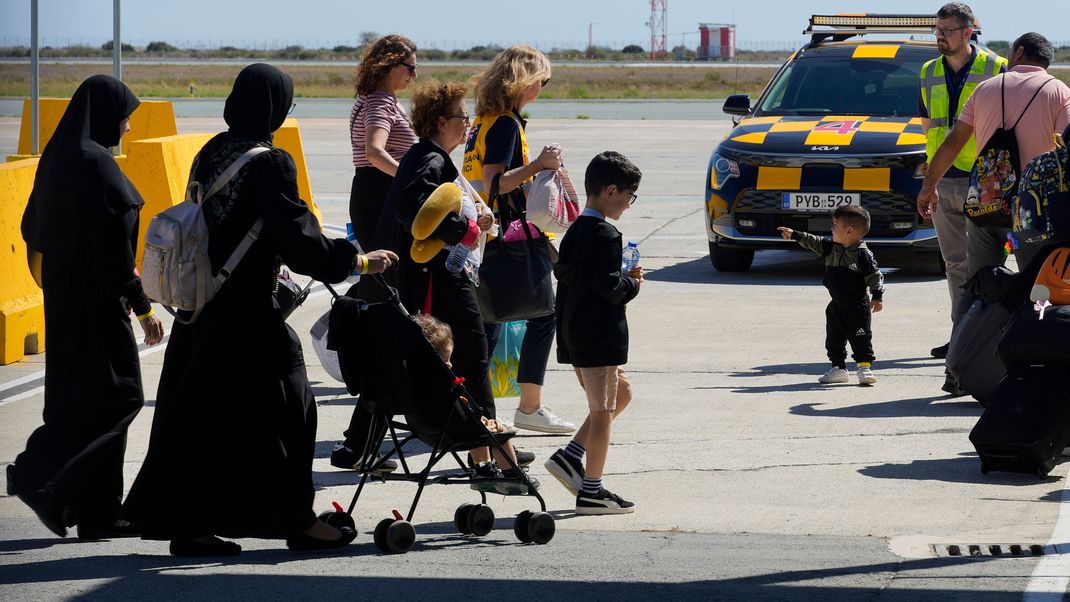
left=564, top=440, right=585, bottom=462
left=580, top=477, right=602, bottom=496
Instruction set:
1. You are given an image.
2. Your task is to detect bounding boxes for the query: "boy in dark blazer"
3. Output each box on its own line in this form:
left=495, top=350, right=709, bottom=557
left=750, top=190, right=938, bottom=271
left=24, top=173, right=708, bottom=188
left=544, top=151, right=642, bottom=515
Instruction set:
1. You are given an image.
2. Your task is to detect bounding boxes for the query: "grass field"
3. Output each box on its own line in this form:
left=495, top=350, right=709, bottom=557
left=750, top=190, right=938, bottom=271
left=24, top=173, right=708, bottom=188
left=0, top=63, right=779, bottom=100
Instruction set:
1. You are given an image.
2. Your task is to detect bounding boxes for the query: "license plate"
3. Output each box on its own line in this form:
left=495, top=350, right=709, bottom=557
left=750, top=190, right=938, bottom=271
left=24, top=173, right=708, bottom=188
left=781, top=192, right=860, bottom=211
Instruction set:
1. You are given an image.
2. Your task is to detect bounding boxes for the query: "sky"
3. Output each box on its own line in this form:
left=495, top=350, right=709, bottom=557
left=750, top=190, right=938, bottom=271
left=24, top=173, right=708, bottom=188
left=1, top=0, right=1067, bottom=52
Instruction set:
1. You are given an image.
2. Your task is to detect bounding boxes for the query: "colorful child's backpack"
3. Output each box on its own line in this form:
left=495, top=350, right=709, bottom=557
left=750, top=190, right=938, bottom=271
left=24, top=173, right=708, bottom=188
left=966, top=77, right=1054, bottom=228
left=1014, top=140, right=1070, bottom=245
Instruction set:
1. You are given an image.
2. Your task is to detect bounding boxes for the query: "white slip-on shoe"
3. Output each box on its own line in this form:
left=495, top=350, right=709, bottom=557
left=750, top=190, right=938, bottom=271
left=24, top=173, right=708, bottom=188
left=857, top=365, right=877, bottom=386
left=818, top=367, right=850, bottom=384
left=513, top=406, right=577, bottom=434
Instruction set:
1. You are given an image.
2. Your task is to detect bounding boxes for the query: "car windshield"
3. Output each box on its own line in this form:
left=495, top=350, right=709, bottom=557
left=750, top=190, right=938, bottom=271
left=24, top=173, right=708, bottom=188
left=757, top=50, right=930, bottom=117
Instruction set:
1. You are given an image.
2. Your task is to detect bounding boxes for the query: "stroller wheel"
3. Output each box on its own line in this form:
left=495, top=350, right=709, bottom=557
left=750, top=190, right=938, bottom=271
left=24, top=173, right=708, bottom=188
left=454, top=503, right=475, bottom=534
left=527, top=512, right=555, bottom=545
left=386, top=520, right=416, bottom=554
left=513, top=511, right=533, bottom=543
left=318, top=510, right=356, bottom=532
left=466, top=504, right=495, bottom=537
left=373, top=518, right=394, bottom=553
left=979, top=462, right=990, bottom=475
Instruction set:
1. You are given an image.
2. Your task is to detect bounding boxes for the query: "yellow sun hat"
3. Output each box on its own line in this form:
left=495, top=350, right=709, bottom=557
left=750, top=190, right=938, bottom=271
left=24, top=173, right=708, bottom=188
left=410, top=182, right=463, bottom=263
left=411, top=182, right=462, bottom=240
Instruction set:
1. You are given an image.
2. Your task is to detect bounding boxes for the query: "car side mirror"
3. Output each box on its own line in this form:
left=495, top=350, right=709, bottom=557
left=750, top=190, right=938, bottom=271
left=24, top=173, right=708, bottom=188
left=723, top=94, right=751, bottom=116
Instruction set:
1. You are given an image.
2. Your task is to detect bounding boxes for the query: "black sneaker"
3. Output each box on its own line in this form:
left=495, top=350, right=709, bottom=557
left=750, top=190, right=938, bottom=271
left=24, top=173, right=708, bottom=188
left=544, top=449, right=585, bottom=496
left=576, top=487, right=635, bottom=515
left=931, top=342, right=950, bottom=359
left=470, top=460, right=529, bottom=495
left=467, top=450, right=535, bottom=469
left=330, top=444, right=398, bottom=473
left=77, top=519, right=141, bottom=540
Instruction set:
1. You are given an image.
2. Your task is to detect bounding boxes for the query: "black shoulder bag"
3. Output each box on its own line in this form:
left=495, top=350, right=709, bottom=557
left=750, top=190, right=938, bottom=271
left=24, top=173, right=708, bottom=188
left=476, top=173, right=555, bottom=323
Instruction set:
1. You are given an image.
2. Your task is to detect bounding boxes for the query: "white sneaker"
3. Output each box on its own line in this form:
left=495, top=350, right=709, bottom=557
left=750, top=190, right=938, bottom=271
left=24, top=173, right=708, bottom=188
left=818, top=367, right=850, bottom=384
left=857, top=365, right=876, bottom=386
left=513, top=406, right=577, bottom=434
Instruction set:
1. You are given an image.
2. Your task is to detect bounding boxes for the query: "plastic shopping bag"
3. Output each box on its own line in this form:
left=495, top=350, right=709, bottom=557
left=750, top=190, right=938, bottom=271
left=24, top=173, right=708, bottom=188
left=489, top=320, right=526, bottom=398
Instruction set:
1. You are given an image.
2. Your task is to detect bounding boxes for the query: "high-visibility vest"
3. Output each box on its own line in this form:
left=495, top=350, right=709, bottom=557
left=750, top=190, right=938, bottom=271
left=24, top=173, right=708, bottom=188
left=920, top=48, right=1007, bottom=172
left=462, top=112, right=530, bottom=201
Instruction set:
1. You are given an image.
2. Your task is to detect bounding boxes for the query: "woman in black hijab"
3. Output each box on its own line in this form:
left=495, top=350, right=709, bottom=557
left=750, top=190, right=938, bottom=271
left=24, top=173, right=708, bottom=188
left=10, top=75, right=165, bottom=540
left=125, top=64, right=395, bottom=556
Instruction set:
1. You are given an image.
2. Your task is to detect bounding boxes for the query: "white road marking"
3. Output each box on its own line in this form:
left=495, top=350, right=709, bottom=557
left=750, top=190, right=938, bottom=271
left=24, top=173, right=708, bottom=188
left=0, top=337, right=170, bottom=407
left=1024, top=476, right=1070, bottom=599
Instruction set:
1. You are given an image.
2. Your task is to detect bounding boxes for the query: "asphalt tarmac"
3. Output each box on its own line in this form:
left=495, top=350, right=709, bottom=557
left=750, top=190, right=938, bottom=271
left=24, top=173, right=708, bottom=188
left=1, top=116, right=1067, bottom=600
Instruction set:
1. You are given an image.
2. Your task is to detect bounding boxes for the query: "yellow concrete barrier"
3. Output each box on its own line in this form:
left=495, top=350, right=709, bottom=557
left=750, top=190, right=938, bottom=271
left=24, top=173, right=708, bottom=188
left=0, top=158, right=45, bottom=364
left=274, top=118, right=324, bottom=228
left=118, top=134, right=214, bottom=267
left=14, top=98, right=178, bottom=157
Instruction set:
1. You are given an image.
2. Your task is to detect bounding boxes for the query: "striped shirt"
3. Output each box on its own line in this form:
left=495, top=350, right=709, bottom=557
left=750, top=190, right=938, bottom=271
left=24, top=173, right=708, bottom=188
left=349, top=92, right=418, bottom=168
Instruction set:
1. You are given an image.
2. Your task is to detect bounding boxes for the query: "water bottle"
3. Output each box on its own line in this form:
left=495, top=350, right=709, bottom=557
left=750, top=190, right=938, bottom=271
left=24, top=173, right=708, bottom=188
left=345, top=223, right=361, bottom=282
left=622, top=241, right=640, bottom=273
left=445, top=243, right=470, bottom=273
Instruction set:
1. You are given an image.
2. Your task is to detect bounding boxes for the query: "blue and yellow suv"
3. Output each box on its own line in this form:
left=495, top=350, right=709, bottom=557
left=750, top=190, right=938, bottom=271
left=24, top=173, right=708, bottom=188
left=705, top=15, right=961, bottom=271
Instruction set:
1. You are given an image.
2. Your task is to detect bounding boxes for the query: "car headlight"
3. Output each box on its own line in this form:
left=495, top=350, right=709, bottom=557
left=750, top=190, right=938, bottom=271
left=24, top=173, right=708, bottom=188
left=710, top=152, right=740, bottom=190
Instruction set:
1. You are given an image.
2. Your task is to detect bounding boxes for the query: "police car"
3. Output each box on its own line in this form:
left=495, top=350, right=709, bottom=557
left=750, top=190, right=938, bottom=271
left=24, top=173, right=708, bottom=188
left=705, top=14, right=972, bottom=271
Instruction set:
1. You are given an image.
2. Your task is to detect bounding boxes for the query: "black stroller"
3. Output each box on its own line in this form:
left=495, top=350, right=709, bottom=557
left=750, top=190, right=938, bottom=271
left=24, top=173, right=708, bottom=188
left=319, top=275, right=555, bottom=554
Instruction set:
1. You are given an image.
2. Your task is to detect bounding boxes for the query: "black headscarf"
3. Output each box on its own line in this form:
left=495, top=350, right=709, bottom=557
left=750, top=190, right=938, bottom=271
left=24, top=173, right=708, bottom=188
left=223, top=63, right=294, bottom=141
left=22, top=75, right=142, bottom=257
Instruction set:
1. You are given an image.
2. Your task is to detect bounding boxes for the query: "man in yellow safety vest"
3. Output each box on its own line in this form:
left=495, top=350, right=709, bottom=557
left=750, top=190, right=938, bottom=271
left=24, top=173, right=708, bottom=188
left=915, top=2, right=1006, bottom=395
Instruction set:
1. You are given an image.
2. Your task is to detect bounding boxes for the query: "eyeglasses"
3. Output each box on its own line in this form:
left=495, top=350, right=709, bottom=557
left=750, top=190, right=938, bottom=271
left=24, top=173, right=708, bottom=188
left=287, top=102, right=296, bottom=115
left=448, top=113, right=471, bottom=126
left=629, top=193, right=638, bottom=205
left=541, top=78, right=551, bottom=87
left=399, top=61, right=418, bottom=76
left=932, top=25, right=965, bottom=37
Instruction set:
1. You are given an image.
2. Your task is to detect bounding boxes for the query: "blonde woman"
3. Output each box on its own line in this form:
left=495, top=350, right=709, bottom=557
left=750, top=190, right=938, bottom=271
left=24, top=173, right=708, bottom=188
left=348, top=34, right=419, bottom=248
left=463, top=45, right=576, bottom=435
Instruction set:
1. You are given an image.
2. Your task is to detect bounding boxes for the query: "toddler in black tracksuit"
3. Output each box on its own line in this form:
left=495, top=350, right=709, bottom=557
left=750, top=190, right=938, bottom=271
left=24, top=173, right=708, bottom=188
left=778, top=205, right=884, bottom=386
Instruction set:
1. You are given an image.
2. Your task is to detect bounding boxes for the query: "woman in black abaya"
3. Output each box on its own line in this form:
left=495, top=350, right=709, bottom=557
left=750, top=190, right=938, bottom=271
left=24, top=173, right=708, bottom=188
left=124, top=64, right=396, bottom=556
left=11, top=75, right=165, bottom=540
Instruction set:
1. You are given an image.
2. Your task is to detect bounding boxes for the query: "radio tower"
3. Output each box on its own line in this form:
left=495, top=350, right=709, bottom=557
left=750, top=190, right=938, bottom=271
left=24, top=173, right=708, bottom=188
left=649, top=0, right=668, bottom=60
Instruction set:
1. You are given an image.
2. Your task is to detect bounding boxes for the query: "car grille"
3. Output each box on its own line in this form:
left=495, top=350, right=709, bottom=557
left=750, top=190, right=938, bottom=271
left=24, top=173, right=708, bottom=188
left=733, top=190, right=918, bottom=238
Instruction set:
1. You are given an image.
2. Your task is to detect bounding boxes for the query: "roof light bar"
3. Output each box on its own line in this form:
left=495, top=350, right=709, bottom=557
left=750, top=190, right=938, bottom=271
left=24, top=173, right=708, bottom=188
left=810, top=14, right=937, bottom=28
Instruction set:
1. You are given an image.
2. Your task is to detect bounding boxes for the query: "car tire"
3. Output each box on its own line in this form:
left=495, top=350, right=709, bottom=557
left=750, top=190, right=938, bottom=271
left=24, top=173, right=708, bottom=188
left=709, top=241, right=754, bottom=272
left=934, top=252, right=946, bottom=276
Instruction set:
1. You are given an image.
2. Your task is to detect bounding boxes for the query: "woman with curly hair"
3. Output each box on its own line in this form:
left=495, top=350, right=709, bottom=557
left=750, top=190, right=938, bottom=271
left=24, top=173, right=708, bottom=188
left=348, top=33, right=418, bottom=247
left=462, top=45, right=576, bottom=436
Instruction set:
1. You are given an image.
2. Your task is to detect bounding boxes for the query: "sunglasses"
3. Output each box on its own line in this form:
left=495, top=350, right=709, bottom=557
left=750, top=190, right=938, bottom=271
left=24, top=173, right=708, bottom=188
left=541, top=78, right=551, bottom=87
left=399, top=61, right=418, bottom=76
left=287, top=102, right=296, bottom=115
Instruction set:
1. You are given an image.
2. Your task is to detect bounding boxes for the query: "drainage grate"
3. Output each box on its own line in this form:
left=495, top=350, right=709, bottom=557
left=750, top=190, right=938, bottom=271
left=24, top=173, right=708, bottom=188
left=934, top=544, right=1054, bottom=558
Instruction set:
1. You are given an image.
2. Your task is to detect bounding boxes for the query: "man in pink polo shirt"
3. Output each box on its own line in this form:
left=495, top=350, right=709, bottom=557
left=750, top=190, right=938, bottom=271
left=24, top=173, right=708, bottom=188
left=918, top=32, right=1070, bottom=271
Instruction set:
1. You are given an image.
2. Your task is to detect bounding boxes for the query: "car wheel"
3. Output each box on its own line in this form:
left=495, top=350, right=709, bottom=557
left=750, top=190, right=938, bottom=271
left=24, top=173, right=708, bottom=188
left=709, top=241, right=754, bottom=272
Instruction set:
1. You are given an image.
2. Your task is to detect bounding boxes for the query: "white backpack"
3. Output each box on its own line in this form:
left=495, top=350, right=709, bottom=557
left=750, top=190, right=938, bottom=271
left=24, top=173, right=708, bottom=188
left=142, top=145, right=270, bottom=322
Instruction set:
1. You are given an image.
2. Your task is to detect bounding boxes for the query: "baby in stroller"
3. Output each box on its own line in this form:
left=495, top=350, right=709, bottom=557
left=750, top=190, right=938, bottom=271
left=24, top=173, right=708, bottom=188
left=325, top=276, right=555, bottom=553
left=411, top=313, right=538, bottom=495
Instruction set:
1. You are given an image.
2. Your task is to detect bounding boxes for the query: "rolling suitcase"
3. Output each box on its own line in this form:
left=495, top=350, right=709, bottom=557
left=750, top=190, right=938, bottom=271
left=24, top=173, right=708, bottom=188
left=946, top=299, right=1012, bottom=406
left=946, top=266, right=1016, bottom=406
left=969, top=366, right=1070, bottom=478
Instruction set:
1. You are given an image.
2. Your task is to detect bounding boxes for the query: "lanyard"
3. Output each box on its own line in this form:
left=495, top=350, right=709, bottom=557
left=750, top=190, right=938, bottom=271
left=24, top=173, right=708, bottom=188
left=943, top=48, right=976, bottom=126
